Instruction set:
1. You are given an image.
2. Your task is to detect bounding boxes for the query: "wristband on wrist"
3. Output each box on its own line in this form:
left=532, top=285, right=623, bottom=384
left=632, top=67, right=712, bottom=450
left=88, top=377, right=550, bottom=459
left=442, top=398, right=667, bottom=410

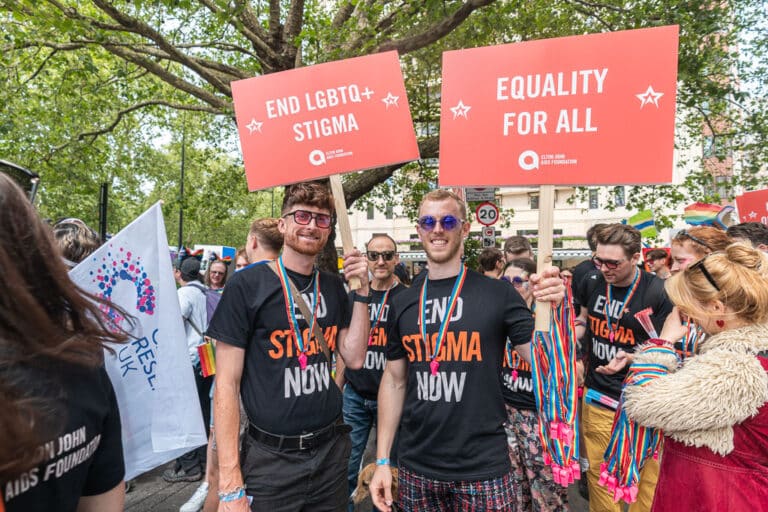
left=218, top=486, right=246, bottom=502
left=375, top=457, right=390, bottom=466
left=353, top=292, right=372, bottom=304
left=647, top=338, right=669, bottom=346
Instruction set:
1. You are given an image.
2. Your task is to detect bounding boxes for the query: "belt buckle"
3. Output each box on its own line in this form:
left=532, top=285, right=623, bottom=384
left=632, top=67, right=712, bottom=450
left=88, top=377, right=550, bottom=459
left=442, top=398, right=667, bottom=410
left=299, top=431, right=315, bottom=450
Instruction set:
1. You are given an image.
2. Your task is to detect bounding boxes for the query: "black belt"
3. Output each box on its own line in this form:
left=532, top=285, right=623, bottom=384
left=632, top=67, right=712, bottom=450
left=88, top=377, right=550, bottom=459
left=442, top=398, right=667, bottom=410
left=248, top=419, right=350, bottom=451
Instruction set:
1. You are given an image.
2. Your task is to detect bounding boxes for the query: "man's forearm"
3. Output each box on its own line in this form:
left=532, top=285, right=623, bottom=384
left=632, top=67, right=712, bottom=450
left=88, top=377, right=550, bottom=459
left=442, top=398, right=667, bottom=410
left=214, top=380, right=244, bottom=489
left=376, top=368, right=406, bottom=459
left=340, top=303, right=370, bottom=370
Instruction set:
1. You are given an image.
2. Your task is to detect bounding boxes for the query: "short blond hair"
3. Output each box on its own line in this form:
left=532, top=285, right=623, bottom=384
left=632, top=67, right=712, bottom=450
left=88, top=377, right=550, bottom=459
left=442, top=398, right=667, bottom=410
left=666, top=243, right=768, bottom=324
left=420, top=189, right=467, bottom=220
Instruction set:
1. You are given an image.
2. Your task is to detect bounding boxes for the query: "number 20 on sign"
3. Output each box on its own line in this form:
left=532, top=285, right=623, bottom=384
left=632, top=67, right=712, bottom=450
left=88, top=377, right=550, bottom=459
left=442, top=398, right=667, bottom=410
left=476, top=202, right=499, bottom=226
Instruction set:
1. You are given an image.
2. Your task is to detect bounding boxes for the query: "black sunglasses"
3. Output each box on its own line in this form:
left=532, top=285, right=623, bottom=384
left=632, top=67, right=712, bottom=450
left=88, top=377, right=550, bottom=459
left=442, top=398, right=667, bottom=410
left=592, top=256, right=626, bottom=270
left=687, top=257, right=720, bottom=291
left=367, top=251, right=396, bottom=262
left=416, top=215, right=464, bottom=232
left=282, top=209, right=332, bottom=228
left=676, top=230, right=713, bottom=251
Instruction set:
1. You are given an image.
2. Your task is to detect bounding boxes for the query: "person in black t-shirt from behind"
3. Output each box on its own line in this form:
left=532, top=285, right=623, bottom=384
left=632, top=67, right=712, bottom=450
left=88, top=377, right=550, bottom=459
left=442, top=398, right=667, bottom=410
left=574, top=223, right=673, bottom=512
left=335, top=233, right=407, bottom=511
left=0, top=174, right=126, bottom=512
left=209, top=181, right=372, bottom=512
left=369, top=189, right=566, bottom=512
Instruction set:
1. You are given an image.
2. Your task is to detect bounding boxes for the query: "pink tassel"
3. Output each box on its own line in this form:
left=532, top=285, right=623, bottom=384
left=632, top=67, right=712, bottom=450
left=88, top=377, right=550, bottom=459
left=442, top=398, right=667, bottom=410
left=299, top=352, right=307, bottom=370
left=627, top=484, right=639, bottom=503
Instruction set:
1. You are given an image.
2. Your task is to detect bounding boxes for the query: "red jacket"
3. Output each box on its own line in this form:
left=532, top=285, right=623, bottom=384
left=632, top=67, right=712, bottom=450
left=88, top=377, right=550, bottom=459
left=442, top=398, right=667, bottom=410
left=651, top=355, right=768, bottom=511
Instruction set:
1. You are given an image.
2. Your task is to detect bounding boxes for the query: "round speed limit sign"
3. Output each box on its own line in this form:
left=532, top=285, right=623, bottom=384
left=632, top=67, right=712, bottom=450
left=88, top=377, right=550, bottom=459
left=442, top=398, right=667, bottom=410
left=475, top=201, right=499, bottom=226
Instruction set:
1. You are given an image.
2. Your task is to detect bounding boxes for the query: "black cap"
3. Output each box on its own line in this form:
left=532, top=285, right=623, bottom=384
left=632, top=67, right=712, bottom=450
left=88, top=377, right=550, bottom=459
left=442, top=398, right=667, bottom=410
left=177, top=257, right=201, bottom=281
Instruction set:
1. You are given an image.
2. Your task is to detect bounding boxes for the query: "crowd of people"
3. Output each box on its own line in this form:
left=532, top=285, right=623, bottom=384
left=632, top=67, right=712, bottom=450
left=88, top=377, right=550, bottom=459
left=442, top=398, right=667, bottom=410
left=2, top=173, right=768, bottom=512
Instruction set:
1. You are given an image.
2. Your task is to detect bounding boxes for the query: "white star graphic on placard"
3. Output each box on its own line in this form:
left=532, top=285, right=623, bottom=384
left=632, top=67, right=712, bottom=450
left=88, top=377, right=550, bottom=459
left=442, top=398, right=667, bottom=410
left=382, top=93, right=399, bottom=108
left=246, top=118, right=263, bottom=134
left=450, top=100, right=471, bottom=120
left=636, top=86, right=664, bottom=108
left=749, top=211, right=758, bottom=219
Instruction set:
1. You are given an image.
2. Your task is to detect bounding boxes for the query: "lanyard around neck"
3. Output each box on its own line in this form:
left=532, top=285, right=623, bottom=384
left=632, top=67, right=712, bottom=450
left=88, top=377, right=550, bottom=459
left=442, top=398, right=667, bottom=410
left=604, top=268, right=640, bottom=343
left=419, top=265, right=467, bottom=375
left=369, top=284, right=395, bottom=345
left=275, top=255, right=320, bottom=370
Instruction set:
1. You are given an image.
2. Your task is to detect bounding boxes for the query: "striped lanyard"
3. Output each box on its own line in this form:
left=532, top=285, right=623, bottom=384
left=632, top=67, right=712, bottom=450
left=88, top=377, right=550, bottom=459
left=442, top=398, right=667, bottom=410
left=369, top=285, right=394, bottom=346
left=275, top=255, right=320, bottom=370
left=419, top=265, right=467, bottom=375
left=604, top=269, right=640, bottom=343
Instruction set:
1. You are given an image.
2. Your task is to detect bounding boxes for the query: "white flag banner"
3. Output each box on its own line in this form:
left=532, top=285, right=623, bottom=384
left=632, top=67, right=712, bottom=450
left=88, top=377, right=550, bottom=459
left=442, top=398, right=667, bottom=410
left=69, top=202, right=206, bottom=480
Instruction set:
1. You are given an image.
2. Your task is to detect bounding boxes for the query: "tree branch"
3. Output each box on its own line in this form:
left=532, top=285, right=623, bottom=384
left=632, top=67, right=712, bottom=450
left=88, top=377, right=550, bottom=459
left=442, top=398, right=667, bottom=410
left=375, top=0, right=497, bottom=55
left=284, top=0, right=305, bottom=42
left=343, top=136, right=439, bottom=204
left=91, top=0, right=233, bottom=96
left=331, top=0, right=355, bottom=29
left=269, top=0, right=282, bottom=43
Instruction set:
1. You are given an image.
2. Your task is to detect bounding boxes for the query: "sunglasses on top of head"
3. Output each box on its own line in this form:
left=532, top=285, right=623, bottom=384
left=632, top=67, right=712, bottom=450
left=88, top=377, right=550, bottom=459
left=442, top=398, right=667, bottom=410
left=367, top=251, right=396, bottom=262
left=282, top=209, right=332, bottom=228
left=416, top=215, right=464, bottom=232
left=592, top=256, right=626, bottom=270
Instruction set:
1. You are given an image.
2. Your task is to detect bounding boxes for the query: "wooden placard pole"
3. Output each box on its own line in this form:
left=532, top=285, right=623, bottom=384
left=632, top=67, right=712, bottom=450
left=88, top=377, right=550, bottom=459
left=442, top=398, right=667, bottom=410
left=329, top=174, right=362, bottom=290
left=534, top=185, right=555, bottom=332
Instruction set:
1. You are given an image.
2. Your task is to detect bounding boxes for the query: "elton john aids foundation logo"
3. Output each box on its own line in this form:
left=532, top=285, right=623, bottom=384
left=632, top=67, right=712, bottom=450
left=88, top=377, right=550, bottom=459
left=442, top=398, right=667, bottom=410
left=90, top=247, right=156, bottom=331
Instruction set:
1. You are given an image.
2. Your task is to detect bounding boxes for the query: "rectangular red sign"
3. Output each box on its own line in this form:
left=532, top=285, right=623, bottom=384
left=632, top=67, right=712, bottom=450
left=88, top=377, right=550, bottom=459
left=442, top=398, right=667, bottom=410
left=736, top=189, right=768, bottom=225
left=439, top=26, right=678, bottom=186
left=232, top=51, right=420, bottom=190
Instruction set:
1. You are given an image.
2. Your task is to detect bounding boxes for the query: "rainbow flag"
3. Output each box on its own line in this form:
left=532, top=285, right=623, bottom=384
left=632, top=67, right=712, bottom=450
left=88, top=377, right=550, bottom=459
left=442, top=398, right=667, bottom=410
left=197, top=341, right=216, bottom=377
left=683, top=202, right=721, bottom=226
left=627, top=210, right=656, bottom=238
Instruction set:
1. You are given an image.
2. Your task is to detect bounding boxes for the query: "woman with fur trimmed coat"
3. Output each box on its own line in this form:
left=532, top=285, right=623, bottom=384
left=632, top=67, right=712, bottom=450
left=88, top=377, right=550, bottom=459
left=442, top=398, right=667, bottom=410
left=623, top=243, right=768, bottom=511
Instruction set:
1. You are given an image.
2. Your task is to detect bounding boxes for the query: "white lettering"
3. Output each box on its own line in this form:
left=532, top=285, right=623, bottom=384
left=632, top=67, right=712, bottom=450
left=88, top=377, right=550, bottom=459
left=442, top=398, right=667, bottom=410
left=284, top=362, right=332, bottom=398
left=592, top=295, right=625, bottom=320
left=364, top=351, right=386, bottom=371
left=592, top=339, right=618, bottom=362
left=416, top=371, right=467, bottom=402
left=496, top=68, right=609, bottom=101
left=293, top=113, right=360, bottom=142
left=424, top=297, right=463, bottom=325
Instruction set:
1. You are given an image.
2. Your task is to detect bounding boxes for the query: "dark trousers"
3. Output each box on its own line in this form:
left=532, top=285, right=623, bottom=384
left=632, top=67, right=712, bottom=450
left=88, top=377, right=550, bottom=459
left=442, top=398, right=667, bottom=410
left=242, top=428, right=352, bottom=512
left=176, top=365, right=214, bottom=473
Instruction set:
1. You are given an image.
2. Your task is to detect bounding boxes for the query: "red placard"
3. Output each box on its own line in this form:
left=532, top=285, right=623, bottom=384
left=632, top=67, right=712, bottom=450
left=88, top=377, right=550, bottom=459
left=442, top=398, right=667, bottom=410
left=232, top=51, right=420, bottom=191
left=439, top=26, right=678, bottom=186
left=735, top=189, right=768, bottom=225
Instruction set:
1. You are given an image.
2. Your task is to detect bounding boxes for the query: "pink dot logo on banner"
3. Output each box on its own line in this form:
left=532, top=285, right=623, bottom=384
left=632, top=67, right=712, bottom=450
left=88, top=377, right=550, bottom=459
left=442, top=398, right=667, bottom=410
left=89, top=246, right=157, bottom=331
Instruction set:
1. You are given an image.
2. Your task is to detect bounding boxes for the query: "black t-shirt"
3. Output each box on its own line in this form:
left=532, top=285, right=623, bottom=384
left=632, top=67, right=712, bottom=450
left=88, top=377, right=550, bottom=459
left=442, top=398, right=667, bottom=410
left=4, top=364, right=124, bottom=512
left=386, top=269, right=533, bottom=481
left=345, top=283, right=407, bottom=400
left=501, top=342, right=536, bottom=411
left=572, top=258, right=599, bottom=311
left=207, top=263, right=351, bottom=435
left=584, top=271, right=672, bottom=399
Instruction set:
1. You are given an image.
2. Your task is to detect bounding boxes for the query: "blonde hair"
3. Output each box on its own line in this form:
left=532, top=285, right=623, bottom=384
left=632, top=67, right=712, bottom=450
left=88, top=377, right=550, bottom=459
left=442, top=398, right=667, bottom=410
left=665, top=243, right=768, bottom=324
left=420, top=189, right=468, bottom=220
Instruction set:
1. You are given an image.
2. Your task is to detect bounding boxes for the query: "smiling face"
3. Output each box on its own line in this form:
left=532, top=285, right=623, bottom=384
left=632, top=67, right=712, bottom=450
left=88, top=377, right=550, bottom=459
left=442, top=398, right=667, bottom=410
left=417, top=198, right=470, bottom=266
left=279, top=203, right=331, bottom=256
left=208, top=261, right=227, bottom=288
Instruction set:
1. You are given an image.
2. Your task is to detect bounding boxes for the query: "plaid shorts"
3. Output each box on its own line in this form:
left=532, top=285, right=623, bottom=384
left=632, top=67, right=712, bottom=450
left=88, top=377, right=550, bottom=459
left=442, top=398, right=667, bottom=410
left=397, top=465, right=516, bottom=511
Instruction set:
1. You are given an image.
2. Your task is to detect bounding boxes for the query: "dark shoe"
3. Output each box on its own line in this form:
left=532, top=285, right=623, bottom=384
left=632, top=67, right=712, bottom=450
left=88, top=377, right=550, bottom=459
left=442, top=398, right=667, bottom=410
left=162, top=466, right=203, bottom=483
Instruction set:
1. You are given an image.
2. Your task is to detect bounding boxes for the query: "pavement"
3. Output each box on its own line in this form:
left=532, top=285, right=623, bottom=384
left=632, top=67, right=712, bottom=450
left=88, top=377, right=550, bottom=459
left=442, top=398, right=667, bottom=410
left=125, top=461, right=589, bottom=511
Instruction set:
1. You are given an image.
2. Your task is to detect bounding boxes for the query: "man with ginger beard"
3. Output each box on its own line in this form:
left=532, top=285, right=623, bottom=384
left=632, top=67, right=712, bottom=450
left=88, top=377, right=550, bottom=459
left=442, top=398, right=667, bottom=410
left=208, top=181, right=371, bottom=511
left=369, top=189, right=566, bottom=512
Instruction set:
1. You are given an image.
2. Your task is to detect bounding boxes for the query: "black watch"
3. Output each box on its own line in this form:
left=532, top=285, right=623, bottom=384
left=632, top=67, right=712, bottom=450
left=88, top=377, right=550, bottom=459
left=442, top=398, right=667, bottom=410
left=353, top=292, right=372, bottom=304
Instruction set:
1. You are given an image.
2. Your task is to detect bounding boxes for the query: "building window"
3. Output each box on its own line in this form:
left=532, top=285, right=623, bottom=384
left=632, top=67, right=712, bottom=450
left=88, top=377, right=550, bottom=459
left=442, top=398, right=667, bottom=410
left=530, top=194, right=539, bottom=210
left=409, top=234, right=422, bottom=251
left=515, top=229, right=564, bottom=250
left=367, top=205, right=374, bottom=220
left=614, top=186, right=625, bottom=207
left=385, top=205, right=394, bottom=219
left=589, top=189, right=599, bottom=209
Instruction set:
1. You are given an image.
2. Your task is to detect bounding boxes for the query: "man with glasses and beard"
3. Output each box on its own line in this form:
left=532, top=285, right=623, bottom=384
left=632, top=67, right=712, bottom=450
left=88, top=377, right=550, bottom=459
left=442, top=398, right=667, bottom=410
left=369, top=189, right=566, bottom=512
left=335, top=234, right=406, bottom=511
left=574, top=223, right=673, bottom=512
left=209, top=181, right=371, bottom=512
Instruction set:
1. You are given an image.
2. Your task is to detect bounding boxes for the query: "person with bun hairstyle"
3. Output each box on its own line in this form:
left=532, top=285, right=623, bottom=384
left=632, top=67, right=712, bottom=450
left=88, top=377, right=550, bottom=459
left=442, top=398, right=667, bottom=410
left=623, top=243, right=768, bottom=511
left=0, top=174, right=128, bottom=512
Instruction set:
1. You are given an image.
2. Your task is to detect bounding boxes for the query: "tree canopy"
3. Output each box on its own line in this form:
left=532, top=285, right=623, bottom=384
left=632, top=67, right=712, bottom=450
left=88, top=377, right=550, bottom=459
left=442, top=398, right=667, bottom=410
left=1, top=0, right=766, bottom=247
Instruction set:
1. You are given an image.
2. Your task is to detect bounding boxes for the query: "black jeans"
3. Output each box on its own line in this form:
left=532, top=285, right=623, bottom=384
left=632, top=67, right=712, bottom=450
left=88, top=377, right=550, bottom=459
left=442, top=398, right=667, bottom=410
left=176, top=365, right=214, bottom=473
left=242, top=428, right=352, bottom=512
